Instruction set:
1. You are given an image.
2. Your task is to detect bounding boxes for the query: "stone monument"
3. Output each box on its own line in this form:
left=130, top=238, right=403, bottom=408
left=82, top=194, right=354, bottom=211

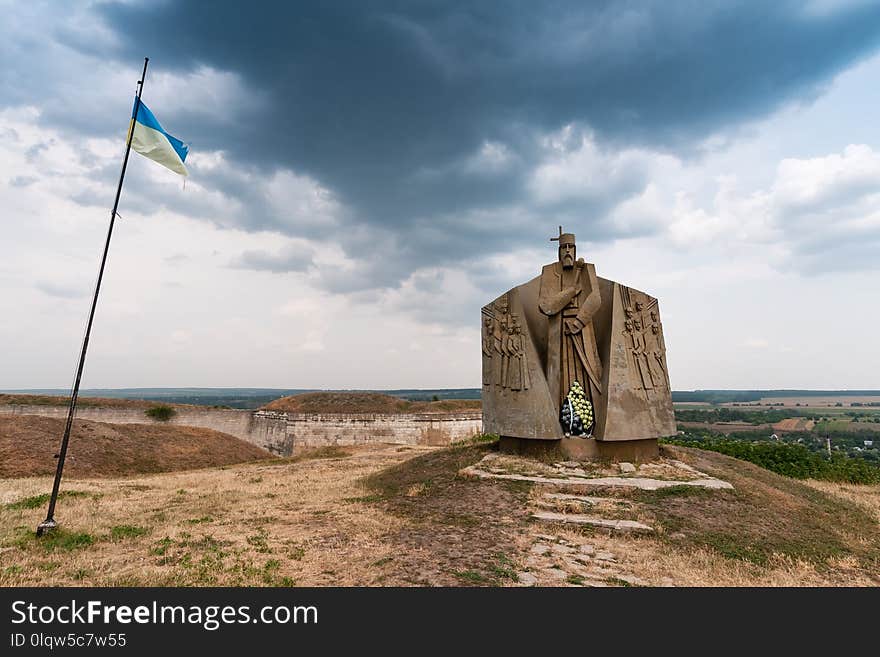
left=481, top=228, right=676, bottom=461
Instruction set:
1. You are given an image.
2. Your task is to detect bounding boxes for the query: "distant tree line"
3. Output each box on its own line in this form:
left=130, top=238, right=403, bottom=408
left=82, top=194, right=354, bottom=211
left=672, top=390, right=880, bottom=403
left=674, top=408, right=815, bottom=424
left=666, top=431, right=880, bottom=484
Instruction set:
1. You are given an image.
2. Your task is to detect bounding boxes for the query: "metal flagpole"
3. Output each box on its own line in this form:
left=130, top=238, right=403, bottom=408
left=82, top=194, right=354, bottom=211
left=37, top=57, right=150, bottom=536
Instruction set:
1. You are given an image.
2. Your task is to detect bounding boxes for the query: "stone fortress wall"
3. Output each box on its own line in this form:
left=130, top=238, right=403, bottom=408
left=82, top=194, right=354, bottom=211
left=0, top=404, right=483, bottom=457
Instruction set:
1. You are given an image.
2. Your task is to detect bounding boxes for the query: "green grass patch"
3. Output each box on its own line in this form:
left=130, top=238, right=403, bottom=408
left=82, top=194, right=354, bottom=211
left=440, top=513, right=479, bottom=527
left=364, top=442, right=496, bottom=501
left=816, top=420, right=855, bottom=432
left=109, top=525, right=149, bottom=540
left=24, top=529, right=96, bottom=552
left=452, top=433, right=500, bottom=447
left=488, top=553, right=518, bottom=581
left=452, top=570, right=491, bottom=585
left=696, top=533, right=771, bottom=565
left=606, top=576, right=632, bottom=587
left=246, top=530, right=270, bottom=553
left=633, top=485, right=716, bottom=502
left=150, top=537, right=175, bottom=556
left=144, top=404, right=177, bottom=422
left=6, top=490, right=92, bottom=510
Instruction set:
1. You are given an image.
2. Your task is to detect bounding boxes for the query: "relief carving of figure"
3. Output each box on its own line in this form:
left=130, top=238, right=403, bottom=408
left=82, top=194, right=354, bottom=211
left=492, top=296, right=508, bottom=387
left=537, top=230, right=603, bottom=410
left=648, top=311, right=669, bottom=389
left=631, top=318, right=655, bottom=392
left=504, top=318, right=530, bottom=391
left=481, top=314, right=494, bottom=387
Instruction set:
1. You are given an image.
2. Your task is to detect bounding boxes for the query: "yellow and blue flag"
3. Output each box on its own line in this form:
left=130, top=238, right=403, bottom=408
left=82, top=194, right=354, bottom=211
left=128, top=98, right=189, bottom=176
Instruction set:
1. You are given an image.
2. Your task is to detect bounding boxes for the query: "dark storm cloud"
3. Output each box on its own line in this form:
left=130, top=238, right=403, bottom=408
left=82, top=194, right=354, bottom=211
left=97, top=1, right=880, bottom=192
left=22, top=1, right=880, bottom=292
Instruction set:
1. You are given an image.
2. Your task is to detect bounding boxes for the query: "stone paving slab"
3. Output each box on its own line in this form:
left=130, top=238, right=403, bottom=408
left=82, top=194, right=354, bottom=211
left=461, top=465, right=734, bottom=490
left=518, top=535, right=644, bottom=587
left=531, top=511, right=654, bottom=532
left=542, top=492, right=633, bottom=505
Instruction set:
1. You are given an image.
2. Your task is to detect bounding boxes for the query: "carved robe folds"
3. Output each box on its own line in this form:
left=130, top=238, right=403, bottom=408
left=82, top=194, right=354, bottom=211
left=537, top=261, right=603, bottom=412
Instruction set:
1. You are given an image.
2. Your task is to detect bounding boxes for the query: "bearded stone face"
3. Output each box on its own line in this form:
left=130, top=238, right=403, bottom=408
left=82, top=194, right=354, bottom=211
left=559, top=241, right=576, bottom=269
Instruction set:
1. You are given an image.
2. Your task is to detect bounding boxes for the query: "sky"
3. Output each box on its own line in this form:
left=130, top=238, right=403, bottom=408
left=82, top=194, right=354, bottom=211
left=2, top=0, right=880, bottom=391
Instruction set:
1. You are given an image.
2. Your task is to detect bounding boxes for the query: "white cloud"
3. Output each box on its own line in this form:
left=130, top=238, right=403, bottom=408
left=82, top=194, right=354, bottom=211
left=462, top=140, right=517, bottom=176
left=772, top=144, right=880, bottom=212
left=528, top=126, right=669, bottom=207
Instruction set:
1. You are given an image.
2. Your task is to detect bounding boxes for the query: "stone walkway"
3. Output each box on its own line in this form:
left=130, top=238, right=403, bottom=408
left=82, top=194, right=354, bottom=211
left=516, top=533, right=649, bottom=588
left=459, top=453, right=734, bottom=587
left=460, top=454, right=734, bottom=491
left=531, top=510, right=654, bottom=532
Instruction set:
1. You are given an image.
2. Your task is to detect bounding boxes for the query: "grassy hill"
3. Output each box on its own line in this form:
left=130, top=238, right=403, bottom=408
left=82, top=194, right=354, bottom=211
left=1, top=388, right=484, bottom=409
left=0, top=394, right=161, bottom=409
left=0, top=415, right=271, bottom=478
left=263, top=391, right=481, bottom=414
left=1, top=440, right=877, bottom=586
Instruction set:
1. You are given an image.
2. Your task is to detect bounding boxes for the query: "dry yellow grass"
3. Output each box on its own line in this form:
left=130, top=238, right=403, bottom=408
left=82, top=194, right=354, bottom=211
left=517, top=446, right=880, bottom=587
left=0, top=415, right=271, bottom=478
left=802, top=480, right=880, bottom=524
left=0, top=445, right=421, bottom=586
left=533, top=529, right=877, bottom=586
left=263, top=391, right=480, bottom=414
left=2, top=441, right=878, bottom=587
left=0, top=394, right=159, bottom=409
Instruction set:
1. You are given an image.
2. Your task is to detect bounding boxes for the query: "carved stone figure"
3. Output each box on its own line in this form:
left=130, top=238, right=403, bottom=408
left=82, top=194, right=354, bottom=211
left=505, top=318, right=530, bottom=391
left=482, top=315, right=494, bottom=387
left=537, top=231, right=603, bottom=415
left=481, top=227, right=676, bottom=460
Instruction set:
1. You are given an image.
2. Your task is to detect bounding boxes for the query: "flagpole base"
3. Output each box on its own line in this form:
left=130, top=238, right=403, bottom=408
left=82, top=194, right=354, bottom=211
left=36, top=518, right=57, bottom=537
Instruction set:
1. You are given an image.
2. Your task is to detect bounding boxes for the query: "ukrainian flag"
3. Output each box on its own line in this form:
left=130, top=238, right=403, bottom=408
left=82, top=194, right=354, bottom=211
left=128, top=98, right=189, bottom=176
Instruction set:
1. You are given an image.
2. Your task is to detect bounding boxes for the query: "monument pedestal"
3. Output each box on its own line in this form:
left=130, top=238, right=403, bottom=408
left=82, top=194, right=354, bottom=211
left=498, top=436, right=659, bottom=463
left=498, top=436, right=562, bottom=459
left=559, top=437, right=658, bottom=463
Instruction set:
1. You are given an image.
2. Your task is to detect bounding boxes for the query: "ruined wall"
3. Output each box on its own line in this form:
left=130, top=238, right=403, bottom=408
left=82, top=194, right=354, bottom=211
left=0, top=405, right=483, bottom=456
left=285, top=412, right=483, bottom=448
